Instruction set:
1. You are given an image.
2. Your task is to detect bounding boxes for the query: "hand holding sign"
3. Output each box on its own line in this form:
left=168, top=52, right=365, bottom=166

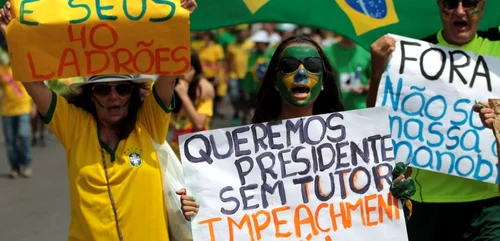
left=0, top=1, right=12, bottom=36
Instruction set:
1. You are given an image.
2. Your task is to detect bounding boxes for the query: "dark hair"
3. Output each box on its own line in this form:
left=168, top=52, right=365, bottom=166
left=173, top=50, right=203, bottom=113
left=64, top=82, right=148, bottom=140
left=252, top=35, right=344, bottom=123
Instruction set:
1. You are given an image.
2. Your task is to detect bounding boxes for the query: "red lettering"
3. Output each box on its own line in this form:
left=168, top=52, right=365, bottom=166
left=89, top=24, right=118, bottom=50
left=111, top=48, right=134, bottom=73
left=154, top=47, right=171, bottom=75
left=57, top=48, right=80, bottom=77
left=133, top=49, right=154, bottom=72
left=67, top=25, right=87, bottom=48
left=27, top=52, right=55, bottom=80
left=85, top=50, right=110, bottom=75
left=171, top=46, right=189, bottom=75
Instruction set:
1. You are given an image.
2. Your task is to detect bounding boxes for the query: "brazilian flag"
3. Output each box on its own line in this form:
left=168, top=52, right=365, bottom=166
left=191, top=0, right=500, bottom=49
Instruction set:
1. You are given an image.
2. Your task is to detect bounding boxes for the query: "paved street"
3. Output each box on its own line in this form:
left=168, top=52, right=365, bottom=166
left=0, top=100, right=236, bottom=241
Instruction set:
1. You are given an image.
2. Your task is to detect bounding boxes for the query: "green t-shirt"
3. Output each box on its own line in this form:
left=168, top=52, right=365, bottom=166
left=411, top=28, right=500, bottom=203
left=241, top=50, right=271, bottom=93
left=324, top=44, right=371, bottom=110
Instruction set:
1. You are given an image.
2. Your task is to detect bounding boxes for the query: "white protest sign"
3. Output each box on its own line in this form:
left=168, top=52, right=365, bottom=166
left=376, top=34, right=500, bottom=184
left=180, top=107, right=408, bottom=241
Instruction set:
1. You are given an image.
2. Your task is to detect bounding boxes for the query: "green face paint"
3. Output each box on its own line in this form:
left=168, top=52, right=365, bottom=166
left=277, top=45, right=323, bottom=107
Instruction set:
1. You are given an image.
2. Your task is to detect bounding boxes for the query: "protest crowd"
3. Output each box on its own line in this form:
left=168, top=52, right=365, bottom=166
left=1, top=0, right=500, bottom=240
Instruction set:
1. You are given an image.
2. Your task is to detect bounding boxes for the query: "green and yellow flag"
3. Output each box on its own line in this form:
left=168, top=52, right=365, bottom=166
left=191, top=0, right=500, bottom=49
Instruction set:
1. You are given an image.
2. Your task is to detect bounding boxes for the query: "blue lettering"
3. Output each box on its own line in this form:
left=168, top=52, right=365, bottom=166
left=446, top=126, right=460, bottom=150
left=469, top=106, right=486, bottom=131
left=20, top=0, right=39, bottom=26
left=492, top=140, right=498, bottom=158
left=389, top=115, right=403, bottom=139
left=381, top=76, right=403, bottom=111
left=401, top=86, right=425, bottom=117
left=68, top=0, right=91, bottom=24
left=455, top=156, right=474, bottom=177
left=451, top=99, right=469, bottom=126
left=403, top=118, right=424, bottom=141
left=496, top=163, right=500, bottom=185
left=460, top=129, right=481, bottom=153
left=392, top=140, right=412, bottom=162
left=150, top=0, right=176, bottom=22
left=473, top=154, right=494, bottom=182
left=96, top=0, right=118, bottom=20
left=424, top=95, right=447, bottom=121
left=124, top=0, right=147, bottom=21
left=412, top=146, right=434, bottom=169
left=427, top=122, right=444, bottom=147
left=436, top=151, right=455, bottom=174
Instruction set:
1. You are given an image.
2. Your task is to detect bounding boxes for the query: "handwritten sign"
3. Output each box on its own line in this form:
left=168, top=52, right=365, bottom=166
left=180, top=107, right=408, bottom=241
left=376, top=34, right=500, bottom=184
left=6, top=0, right=190, bottom=82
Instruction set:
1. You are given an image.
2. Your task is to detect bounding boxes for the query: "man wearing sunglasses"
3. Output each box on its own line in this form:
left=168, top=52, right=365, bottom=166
left=367, top=0, right=500, bottom=240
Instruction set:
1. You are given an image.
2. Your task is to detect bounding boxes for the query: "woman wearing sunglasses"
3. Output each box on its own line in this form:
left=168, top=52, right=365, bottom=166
left=170, top=50, right=214, bottom=159
left=0, top=0, right=197, bottom=240
left=180, top=35, right=416, bottom=222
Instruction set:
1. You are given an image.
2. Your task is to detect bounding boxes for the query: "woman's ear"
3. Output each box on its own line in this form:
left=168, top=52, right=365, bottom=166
left=321, top=85, right=324, bottom=91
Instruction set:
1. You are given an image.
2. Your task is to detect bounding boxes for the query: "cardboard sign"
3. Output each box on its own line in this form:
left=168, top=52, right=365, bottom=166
left=6, top=0, right=191, bottom=81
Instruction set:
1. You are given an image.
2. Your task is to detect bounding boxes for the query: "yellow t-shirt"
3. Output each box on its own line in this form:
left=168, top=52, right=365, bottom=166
left=43, top=85, right=172, bottom=241
left=170, top=97, right=213, bottom=158
left=199, top=44, right=225, bottom=79
left=227, top=40, right=255, bottom=79
left=191, top=40, right=206, bottom=54
left=0, top=67, right=32, bottom=116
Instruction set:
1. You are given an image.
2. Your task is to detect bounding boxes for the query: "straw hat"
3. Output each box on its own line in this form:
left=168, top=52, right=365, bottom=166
left=69, top=74, right=153, bottom=94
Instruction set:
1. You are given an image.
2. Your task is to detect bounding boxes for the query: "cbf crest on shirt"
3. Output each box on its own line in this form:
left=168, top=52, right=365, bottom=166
left=125, top=148, right=143, bottom=168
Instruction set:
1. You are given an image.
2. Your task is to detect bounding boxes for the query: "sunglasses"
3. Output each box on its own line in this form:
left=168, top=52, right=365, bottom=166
left=277, top=57, right=324, bottom=74
left=92, top=83, right=134, bottom=97
left=442, top=0, right=481, bottom=9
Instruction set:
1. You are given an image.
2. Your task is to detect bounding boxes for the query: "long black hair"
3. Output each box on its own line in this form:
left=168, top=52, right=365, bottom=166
left=64, top=82, right=148, bottom=140
left=252, top=35, right=344, bottom=123
left=172, top=50, right=203, bottom=113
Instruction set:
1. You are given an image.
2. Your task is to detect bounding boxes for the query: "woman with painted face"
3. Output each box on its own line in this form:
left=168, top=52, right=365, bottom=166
left=170, top=50, right=215, bottom=159
left=0, top=0, right=197, bottom=240
left=180, top=35, right=416, bottom=222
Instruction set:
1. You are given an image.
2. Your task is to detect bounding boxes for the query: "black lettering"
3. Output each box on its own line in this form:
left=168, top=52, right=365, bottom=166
left=278, top=149, right=297, bottom=178
left=235, top=156, right=254, bottom=186
left=184, top=134, right=213, bottom=164
left=256, top=152, right=277, bottom=183
left=285, top=119, right=304, bottom=147
left=261, top=181, right=286, bottom=208
left=291, top=146, right=311, bottom=175
left=381, top=134, right=395, bottom=162
left=470, top=55, right=492, bottom=92
left=304, top=116, right=326, bottom=145
left=293, top=175, right=313, bottom=203
left=219, top=186, right=240, bottom=215
left=367, top=135, right=382, bottom=164
left=350, top=138, right=370, bottom=166
left=232, top=126, right=251, bottom=157
left=335, top=141, right=349, bottom=170
left=420, top=47, right=446, bottom=80
left=449, top=50, right=470, bottom=85
left=317, top=143, right=335, bottom=172
left=399, top=40, right=421, bottom=74
left=372, top=163, right=393, bottom=192
left=210, top=132, right=234, bottom=159
left=240, top=184, right=259, bottom=210
left=267, top=120, right=284, bottom=149
left=251, top=123, right=268, bottom=152
left=326, top=113, right=346, bottom=142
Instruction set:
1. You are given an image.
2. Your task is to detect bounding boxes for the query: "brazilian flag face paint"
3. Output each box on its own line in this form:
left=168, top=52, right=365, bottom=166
left=277, top=45, right=323, bottom=107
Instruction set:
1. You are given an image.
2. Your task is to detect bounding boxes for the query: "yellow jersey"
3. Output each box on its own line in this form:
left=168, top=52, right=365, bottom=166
left=227, top=40, right=255, bottom=79
left=198, top=43, right=225, bottom=79
left=42, top=85, right=173, bottom=241
left=0, top=67, right=32, bottom=116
